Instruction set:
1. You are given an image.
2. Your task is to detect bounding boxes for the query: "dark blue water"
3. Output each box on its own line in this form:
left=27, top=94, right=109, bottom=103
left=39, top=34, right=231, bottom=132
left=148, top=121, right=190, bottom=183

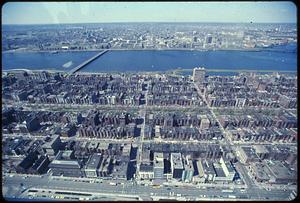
left=82, top=49, right=296, bottom=73
left=2, top=51, right=97, bottom=72
left=2, top=43, right=297, bottom=74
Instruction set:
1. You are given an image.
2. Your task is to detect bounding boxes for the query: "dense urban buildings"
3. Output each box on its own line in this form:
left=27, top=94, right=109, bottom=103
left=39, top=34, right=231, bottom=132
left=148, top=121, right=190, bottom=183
left=2, top=68, right=297, bottom=201
left=2, top=2, right=297, bottom=200
left=2, top=23, right=297, bottom=52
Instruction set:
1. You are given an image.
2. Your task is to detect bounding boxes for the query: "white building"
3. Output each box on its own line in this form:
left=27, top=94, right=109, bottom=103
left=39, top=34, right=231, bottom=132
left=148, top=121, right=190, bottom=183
left=217, top=157, right=236, bottom=182
left=154, top=152, right=164, bottom=179
left=199, top=115, right=210, bottom=130
left=193, top=67, right=206, bottom=83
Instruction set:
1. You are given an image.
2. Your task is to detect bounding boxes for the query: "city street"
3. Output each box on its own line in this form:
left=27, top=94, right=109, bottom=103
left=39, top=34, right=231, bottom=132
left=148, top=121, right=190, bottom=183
left=3, top=173, right=293, bottom=201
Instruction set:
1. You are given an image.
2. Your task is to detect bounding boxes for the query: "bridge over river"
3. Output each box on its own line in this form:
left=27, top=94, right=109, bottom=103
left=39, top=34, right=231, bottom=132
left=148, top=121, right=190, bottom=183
left=68, top=50, right=109, bottom=74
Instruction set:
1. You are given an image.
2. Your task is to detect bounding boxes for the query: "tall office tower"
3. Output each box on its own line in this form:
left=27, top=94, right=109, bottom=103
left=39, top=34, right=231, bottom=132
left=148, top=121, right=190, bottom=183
left=193, top=67, right=206, bottom=83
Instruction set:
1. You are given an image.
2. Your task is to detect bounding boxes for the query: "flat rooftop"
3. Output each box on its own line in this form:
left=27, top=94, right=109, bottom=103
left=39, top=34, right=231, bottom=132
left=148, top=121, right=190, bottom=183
left=201, top=160, right=216, bottom=175
left=86, top=153, right=102, bottom=170
left=42, top=134, right=60, bottom=148
left=254, top=145, right=269, bottom=154
left=140, top=163, right=154, bottom=172
left=214, top=166, right=226, bottom=177
left=154, top=159, right=164, bottom=168
left=171, top=153, right=183, bottom=169
left=50, top=160, right=80, bottom=168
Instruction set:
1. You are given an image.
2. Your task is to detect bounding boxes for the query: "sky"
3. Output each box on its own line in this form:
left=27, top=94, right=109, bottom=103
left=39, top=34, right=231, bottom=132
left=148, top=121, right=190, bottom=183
left=2, top=1, right=297, bottom=25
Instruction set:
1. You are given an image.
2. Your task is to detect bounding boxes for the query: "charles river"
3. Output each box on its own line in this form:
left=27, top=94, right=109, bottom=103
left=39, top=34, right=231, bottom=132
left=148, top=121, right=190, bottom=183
left=2, top=43, right=297, bottom=75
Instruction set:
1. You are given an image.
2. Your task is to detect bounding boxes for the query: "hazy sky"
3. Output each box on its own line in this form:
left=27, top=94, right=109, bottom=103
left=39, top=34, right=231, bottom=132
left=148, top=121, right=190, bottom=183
left=2, top=2, right=297, bottom=25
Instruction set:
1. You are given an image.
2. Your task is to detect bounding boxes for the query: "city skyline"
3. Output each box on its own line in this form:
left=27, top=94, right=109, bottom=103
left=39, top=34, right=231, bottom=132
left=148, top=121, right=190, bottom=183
left=2, top=1, right=297, bottom=25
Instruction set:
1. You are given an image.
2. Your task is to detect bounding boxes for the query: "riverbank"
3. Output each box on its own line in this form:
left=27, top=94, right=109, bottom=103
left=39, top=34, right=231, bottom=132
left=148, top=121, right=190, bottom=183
left=3, top=69, right=65, bottom=73
left=3, top=47, right=264, bottom=54
left=3, top=68, right=296, bottom=76
left=3, top=42, right=297, bottom=54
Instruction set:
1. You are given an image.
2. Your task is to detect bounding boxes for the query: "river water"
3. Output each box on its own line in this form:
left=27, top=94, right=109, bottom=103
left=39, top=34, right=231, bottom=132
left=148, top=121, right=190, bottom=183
left=2, top=43, right=297, bottom=75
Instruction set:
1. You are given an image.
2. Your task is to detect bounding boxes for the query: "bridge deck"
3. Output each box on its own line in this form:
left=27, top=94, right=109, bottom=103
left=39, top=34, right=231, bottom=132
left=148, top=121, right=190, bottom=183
left=68, top=50, right=109, bottom=74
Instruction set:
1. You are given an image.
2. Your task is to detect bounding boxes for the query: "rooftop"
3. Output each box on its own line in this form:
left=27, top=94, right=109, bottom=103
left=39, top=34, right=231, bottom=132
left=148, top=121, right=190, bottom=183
left=42, top=134, right=60, bottom=148
left=55, top=150, right=74, bottom=160
left=86, top=153, right=102, bottom=170
left=214, top=165, right=226, bottom=177
left=50, top=160, right=80, bottom=168
left=154, top=152, right=164, bottom=161
left=154, top=159, right=164, bottom=168
left=201, top=160, right=216, bottom=175
left=254, top=145, right=269, bottom=154
left=171, top=153, right=183, bottom=169
left=266, top=161, right=297, bottom=180
left=140, top=163, right=153, bottom=172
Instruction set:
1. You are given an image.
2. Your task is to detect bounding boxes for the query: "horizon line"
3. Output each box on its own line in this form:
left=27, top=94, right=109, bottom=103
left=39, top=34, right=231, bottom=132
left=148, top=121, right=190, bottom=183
left=2, top=21, right=297, bottom=26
